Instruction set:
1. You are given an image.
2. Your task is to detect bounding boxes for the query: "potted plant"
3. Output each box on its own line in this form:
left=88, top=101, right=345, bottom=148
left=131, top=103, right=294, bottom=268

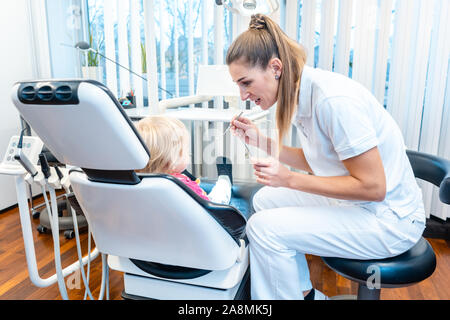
left=81, top=28, right=104, bottom=81
left=141, top=41, right=148, bottom=105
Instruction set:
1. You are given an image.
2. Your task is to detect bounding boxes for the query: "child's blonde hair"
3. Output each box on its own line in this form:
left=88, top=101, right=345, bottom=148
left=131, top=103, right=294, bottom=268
left=135, top=115, right=189, bottom=174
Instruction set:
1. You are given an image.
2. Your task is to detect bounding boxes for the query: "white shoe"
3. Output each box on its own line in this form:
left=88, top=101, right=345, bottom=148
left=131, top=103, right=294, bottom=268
left=208, top=175, right=232, bottom=204
left=312, top=289, right=329, bottom=300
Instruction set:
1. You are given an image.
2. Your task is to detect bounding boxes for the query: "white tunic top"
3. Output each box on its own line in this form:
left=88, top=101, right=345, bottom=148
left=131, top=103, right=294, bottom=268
left=292, top=66, right=423, bottom=218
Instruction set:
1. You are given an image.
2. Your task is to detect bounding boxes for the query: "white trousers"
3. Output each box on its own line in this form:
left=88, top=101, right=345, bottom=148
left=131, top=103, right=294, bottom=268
left=246, top=186, right=426, bottom=300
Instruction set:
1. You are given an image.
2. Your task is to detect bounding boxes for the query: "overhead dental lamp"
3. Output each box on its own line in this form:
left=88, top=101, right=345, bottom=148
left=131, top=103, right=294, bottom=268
left=215, top=0, right=279, bottom=16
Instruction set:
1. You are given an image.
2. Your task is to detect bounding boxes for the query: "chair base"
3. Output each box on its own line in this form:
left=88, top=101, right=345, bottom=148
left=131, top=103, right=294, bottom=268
left=329, top=284, right=381, bottom=300
left=330, top=295, right=357, bottom=300
left=357, top=284, right=381, bottom=300
left=108, top=251, right=250, bottom=300
left=122, top=268, right=250, bottom=300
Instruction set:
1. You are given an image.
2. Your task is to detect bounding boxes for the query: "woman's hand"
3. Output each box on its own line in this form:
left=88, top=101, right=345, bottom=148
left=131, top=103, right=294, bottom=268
left=231, top=116, right=261, bottom=146
left=231, top=116, right=270, bottom=152
left=251, top=157, right=292, bottom=188
left=230, top=116, right=262, bottom=147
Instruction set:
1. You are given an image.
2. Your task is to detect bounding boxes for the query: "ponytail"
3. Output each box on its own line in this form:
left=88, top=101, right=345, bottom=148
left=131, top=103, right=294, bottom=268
left=226, top=14, right=307, bottom=153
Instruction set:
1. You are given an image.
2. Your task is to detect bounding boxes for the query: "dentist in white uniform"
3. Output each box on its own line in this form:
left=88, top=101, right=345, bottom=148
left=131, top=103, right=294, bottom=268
left=226, top=14, right=426, bottom=300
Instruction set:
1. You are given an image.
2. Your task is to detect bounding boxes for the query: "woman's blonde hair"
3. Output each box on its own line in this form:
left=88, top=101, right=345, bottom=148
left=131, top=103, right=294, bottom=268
left=135, top=115, right=189, bottom=174
left=226, top=14, right=307, bottom=152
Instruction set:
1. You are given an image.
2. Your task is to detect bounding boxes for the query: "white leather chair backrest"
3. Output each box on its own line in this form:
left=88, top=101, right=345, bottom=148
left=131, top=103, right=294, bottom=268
left=70, top=171, right=240, bottom=270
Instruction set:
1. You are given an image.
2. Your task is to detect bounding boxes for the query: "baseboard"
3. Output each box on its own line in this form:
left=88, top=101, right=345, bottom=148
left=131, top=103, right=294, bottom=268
left=0, top=192, right=43, bottom=214
left=0, top=189, right=65, bottom=215
left=423, top=216, right=450, bottom=240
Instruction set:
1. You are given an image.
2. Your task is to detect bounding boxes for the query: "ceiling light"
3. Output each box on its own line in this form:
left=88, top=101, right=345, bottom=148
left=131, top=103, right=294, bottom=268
left=216, top=0, right=279, bottom=16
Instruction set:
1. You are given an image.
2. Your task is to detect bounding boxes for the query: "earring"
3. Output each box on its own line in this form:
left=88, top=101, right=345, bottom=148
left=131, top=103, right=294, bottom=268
left=275, top=75, right=280, bottom=80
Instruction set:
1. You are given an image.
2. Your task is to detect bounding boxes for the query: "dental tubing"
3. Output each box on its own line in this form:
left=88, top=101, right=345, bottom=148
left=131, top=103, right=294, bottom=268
left=16, top=152, right=104, bottom=300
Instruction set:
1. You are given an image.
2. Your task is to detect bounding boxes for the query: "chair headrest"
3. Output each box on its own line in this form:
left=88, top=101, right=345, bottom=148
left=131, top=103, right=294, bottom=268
left=196, top=65, right=239, bottom=97
left=11, top=80, right=150, bottom=171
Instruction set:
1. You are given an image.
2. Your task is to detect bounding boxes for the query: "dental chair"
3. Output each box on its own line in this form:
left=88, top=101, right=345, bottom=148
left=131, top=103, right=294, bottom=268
left=12, top=79, right=261, bottom=300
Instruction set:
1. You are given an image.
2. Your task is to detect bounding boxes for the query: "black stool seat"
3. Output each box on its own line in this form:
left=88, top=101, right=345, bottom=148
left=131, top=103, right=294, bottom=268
left=322, top=237, right=436, bottom=287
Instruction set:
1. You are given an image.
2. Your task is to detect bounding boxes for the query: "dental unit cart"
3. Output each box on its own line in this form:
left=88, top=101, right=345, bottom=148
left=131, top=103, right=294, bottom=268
left=0, top=132, right=106, bottom=300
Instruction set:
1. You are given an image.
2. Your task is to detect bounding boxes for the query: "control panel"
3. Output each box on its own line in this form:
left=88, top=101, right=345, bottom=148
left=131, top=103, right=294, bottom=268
left=0, top=135, right=44, bottom=175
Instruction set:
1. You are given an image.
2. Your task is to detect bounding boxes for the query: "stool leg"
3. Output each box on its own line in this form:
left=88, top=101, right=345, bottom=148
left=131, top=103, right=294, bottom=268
left=357, top=283, right=381, bottom=300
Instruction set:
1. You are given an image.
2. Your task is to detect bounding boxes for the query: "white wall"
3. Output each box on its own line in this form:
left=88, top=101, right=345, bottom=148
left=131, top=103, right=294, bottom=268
left=0, top=1, right=42, bottom=210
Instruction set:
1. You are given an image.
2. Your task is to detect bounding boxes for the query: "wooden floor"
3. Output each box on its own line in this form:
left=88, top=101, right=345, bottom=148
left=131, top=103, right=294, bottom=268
left=0, top=195, right=449, bottom=300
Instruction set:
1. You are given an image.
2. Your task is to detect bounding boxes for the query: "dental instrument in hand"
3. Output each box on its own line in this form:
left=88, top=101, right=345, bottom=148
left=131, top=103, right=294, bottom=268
left=242, top=139, right=253, bottom=159
left=223, top=110, right=244, bottom=136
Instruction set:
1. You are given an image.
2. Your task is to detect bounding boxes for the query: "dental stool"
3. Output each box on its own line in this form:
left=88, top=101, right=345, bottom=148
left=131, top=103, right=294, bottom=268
left=322, top=150, right=449, bottom=300
left=12, top=79, right=261, bottom=300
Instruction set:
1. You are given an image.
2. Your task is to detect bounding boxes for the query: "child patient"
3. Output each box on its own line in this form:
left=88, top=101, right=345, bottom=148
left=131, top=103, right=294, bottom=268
left=135, top=115, right=232, bottom=205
